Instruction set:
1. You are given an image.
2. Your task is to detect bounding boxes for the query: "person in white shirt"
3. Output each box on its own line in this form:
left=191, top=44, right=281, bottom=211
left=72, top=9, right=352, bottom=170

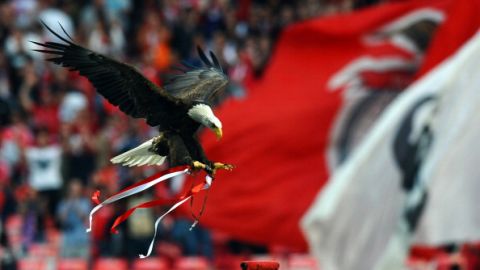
left=24, top=126, right=63, bottom=217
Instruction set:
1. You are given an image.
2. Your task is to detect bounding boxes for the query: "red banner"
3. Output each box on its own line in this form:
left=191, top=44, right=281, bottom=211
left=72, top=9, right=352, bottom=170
left=190, top=0, right=480, bottom=249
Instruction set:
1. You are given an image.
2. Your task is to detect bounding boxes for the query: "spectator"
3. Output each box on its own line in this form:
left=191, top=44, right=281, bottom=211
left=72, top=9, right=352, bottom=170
left=0, top=161, right=17, bottom=270
left=37, top=0, right=75, bottom=43
left=23, top=126, right=62, bottom=217
left=61, top=108, right=97, bottom=186
left=124, top=193, right=155, bottom=258
left=58, top=89, right=88, bottom=125
left=1, top=110, right=33, bottom=182
left=57, top=179, right=91, bottom=258
left=19, top=58, right=60, bottom=134
left=171, top=218, right=214, bottom=260
left=20, top=187, right=47, bottom=248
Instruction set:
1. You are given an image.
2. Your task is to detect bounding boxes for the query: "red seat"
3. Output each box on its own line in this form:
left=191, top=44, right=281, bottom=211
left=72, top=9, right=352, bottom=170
left=241, top=261, right=280, bottom=270
left=410, top=245, right=443, bottom=261
left=18, top=257, right=47, bottom=270
left=214, top=255, right=246, bottom=270
left=58, top=258, right=89, bottom=270
left=5, top=215, right=22, bottom=234
left=156, top=241, right=182, bottom=259
left=28, top=243, right=58, bottom=257
left=93, top=258, right=128, bottom=270
left=405, top=257, right=429, bottom=270
left=436, top=253, right=467, bottom=270
left=46, top=229, right=62, bottom=247
left=175, top=256, right=210, bottom=270
left=288, top=254, right=318, bottom=270
left=132, top=257, right=169, bottom=270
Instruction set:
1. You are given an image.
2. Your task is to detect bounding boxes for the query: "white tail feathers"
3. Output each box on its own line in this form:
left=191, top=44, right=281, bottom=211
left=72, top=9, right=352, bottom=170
left=110, top=139, right=166, bottom=167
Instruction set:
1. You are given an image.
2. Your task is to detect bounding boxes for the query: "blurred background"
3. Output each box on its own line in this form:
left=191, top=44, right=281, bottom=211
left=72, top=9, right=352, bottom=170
left=1, top=0, right=479, bottom=269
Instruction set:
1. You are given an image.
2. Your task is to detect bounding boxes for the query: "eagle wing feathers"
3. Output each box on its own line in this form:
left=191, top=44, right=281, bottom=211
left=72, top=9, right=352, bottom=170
left=33, top=22, right=181, bottom=126
left=164, top=47, right=228, bottom=105
left=34, top=23, right=228, bottom=118
left=110, top=139, right=166, bottom=167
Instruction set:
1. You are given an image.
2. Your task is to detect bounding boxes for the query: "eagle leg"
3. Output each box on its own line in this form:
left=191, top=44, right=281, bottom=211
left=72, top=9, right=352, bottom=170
left=148, top=134, right=166, bottom=154
left=191, top=160, right=207, bottom=170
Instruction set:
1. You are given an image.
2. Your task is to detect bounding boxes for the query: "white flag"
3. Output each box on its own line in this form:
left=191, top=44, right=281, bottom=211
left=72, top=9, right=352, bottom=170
left=301, top=29, right=480, bottom=270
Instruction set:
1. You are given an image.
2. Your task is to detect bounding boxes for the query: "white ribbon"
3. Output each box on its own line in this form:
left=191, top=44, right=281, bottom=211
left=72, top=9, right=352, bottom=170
left=86, top=169, right=189, bottom=232
left=139, top=175, right=213, bottom=259
left=139, top=196, right=191, bottom=258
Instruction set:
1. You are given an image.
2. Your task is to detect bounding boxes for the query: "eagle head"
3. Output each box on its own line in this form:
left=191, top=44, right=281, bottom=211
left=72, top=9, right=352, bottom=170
left=188, top=103, right=223, bottom=140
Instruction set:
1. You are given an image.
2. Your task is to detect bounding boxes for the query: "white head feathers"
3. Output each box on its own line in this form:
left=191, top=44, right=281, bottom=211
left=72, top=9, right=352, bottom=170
left=187, top=103, right=222, bottom=129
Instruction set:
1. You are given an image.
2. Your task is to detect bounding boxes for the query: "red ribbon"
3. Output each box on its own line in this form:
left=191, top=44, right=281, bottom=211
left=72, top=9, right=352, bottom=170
left=110, top=197, right=174, bottom=234
left=91, top=190, right=101, bottom=205
left=109, top=173, right=212, bottom=234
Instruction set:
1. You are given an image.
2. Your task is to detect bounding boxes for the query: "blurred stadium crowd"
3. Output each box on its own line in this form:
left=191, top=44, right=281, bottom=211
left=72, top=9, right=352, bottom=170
left=0, top=0, right=386, bottom=269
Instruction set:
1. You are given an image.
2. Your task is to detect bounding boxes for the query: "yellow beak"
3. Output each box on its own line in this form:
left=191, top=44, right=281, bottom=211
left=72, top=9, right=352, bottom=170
left=213, top=127, right=223, bottom=140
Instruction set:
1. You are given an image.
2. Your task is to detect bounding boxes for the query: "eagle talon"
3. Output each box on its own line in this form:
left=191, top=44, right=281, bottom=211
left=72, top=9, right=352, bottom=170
left=149, top=135, right=163, bottom=152
left=214, top=162, right=234, bottom=170
left=211, top=162, right=234, bottom=175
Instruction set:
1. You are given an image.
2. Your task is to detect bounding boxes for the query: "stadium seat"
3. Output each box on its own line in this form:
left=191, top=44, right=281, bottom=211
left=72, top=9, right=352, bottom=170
left=5, top=215, right=23, bottom=252
left=436, top=253, right=467, bottom=270
left=410, top=245, right=443, bottom=261
left=17, top=257, right=47, bottom=270
left=46, top=229, right=61, bottom=246
left=175, top=256, right=210, bottom=270
left=249, top=255, right=286, bottom=270
left=461, top=243, right=480, bottom=270
left=132, top=257, right=169, bottom=270
left=28, top=243, right=58, bottom=257
left=93, top=258, right=129, bottom=270
left=405, top=257, right=429, bottom=270
left=214, top=255, right=246, bottom=270
left=240, top=261, right=280, bottom=270
left=57, top=258, right=89, bottom=270
left=5, top=215, right=22, bottom=233
left=156, top=241, right=182, bottom=259
left=288, top=254, right=319, bottom=270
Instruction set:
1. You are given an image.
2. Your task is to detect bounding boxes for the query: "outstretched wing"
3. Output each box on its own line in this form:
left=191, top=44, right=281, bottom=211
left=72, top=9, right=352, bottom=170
left=164, top=47, right=228, bottom=105
left=32, top=22, right=182, bottom=126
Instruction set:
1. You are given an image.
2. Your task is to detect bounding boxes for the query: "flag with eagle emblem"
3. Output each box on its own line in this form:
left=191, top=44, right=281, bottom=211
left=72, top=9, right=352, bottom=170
left=189, top=0, right=480, bottom=251
left=303, top=27, right=480, bottom=270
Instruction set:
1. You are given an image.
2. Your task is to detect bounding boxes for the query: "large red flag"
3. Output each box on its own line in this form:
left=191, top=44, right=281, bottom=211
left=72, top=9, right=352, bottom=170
left=191, top=0, right=480, bottom=250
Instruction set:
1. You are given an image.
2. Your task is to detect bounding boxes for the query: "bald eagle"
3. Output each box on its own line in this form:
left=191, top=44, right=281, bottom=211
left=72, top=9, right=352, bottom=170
left=33, top=23, right=232, bottom=176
